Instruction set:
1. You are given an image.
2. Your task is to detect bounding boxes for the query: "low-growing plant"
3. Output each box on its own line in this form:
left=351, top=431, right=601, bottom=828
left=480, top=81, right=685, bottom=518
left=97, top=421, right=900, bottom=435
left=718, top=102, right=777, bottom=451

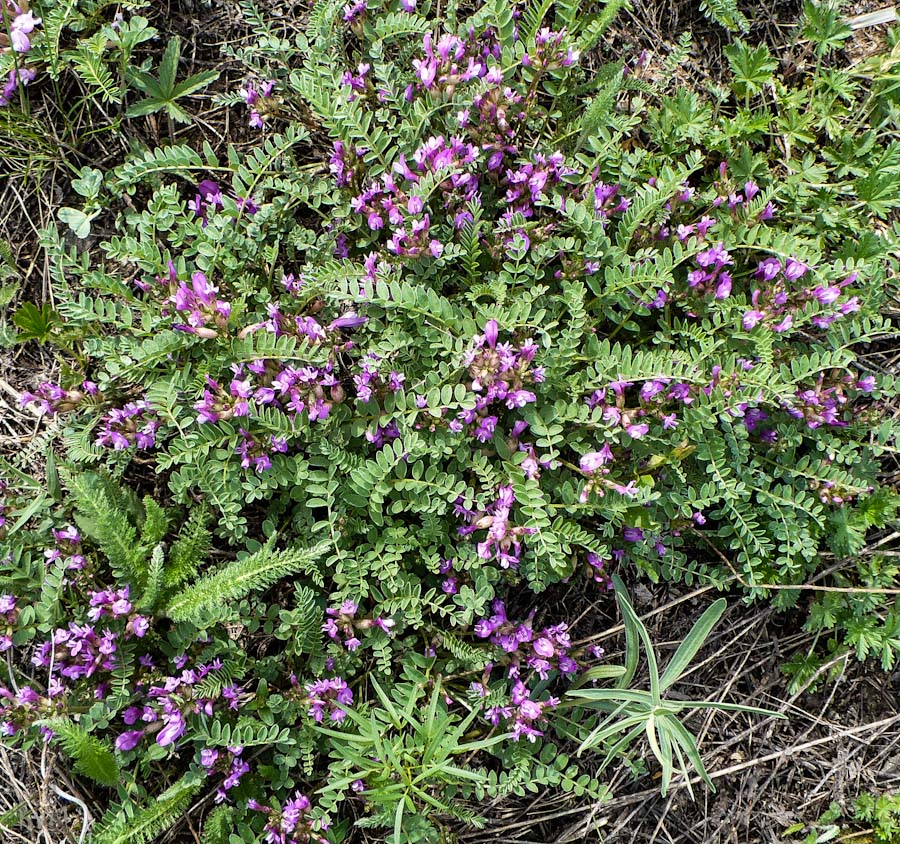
left=571, top=574, right=780, bottom=797
left=0, top=468, right=730, bottom=843
left=787, top=790, right=900, bottom=843
left=2, top=0, right=900, bottom=839
left=17, top=0, right=900, bottom=664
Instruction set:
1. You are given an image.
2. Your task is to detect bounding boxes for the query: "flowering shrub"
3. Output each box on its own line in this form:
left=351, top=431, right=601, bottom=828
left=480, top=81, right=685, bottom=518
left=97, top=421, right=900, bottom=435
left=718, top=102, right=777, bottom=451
left=1, top=470, right=617, bottom=842
left=3, top=0, right=900, bottom=840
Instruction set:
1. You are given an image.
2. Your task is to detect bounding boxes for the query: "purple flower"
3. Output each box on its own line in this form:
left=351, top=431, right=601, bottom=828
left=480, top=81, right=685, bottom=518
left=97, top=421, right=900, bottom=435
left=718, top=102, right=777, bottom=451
left=115, top=730, right=143, bottom=751
left=623, top=527, right=644, bottom=542
left=532, top=637, right=555, bottom=658
left=625, top=423, right=649, bottom=439
left=742, top=310, right=765, bottom=330
left=579, top=446, right=612, bottom=473
left=784, top=258, right=809, bottom=280
left=329, top=312, right=368, bottom=330
left=95, top=400, right=161, bottom=450
left=813, top=285, right=841, bottom=305
left=505, top=389, right=536, bottom=408
left=156, top=711, right=186, bottom=747
left=130, top=616, right=150, bottom=638
left=306, top=677, right=353, bottom=723
left=10, top=11, right=41, bottom=53
left=0, top=68, right=35, bottom=107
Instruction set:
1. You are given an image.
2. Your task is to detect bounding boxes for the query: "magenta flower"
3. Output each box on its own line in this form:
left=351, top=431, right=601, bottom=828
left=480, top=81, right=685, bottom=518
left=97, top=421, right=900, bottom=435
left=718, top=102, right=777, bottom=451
left=579, top=447, right=612, bottom=474
left=115, top=730, right=143, bottom=751
left=10, top=10, right=41, bottom=52
left=306, top=677, right=353, bottom=723
left=156, top=711, right=186, bottom=747
left=784, top=258, right=808, bottom=280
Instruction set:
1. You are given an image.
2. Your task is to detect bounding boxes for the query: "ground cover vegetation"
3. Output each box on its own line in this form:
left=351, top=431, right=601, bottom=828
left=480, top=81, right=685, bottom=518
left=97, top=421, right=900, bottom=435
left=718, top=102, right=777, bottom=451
left=1, top=0, right=899, bottom=839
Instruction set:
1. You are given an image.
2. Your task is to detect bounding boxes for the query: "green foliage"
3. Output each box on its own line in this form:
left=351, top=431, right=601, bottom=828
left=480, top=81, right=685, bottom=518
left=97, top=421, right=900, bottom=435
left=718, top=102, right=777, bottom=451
left=12, top=302, right=58, bottom=343
left=725, top=41, right=778, bottom=99
left=125, top=38, right=220, bottom=124
left=316, top=676, right=506, bottom=839
left=570, top=576, right=781, bottom=796
left=801, top=0, right=852, bottom=56
left=62, top=470, right=145, bottom=587
left=40, top=717, right=120, bottom=786
left=165, top=541, right=328, bottom=623
left=2, top=0, right=900, bottom=842
left=786, top=790, right=900, bottom=843
left=92, top=778, right=202, bottom=844
left=699, top=0, right=749, bottom=32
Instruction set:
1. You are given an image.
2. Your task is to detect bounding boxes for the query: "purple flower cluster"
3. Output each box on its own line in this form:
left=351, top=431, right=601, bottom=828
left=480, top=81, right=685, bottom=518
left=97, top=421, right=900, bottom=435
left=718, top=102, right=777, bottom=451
left=343, top=0, right=366, bottom=24
left=587, top=378, right=688, bottom=439
left=323, top=600, right=394, bottom=650
left=591, top=180, right=631, bottom=224
left=783, top=374, right=862, bottom=430
left=811, top=477, right=861, bottom=506
left=485, top=679, right=559, bottom=743
left=468, top=601, right=598, bottom=743
left=578, top=444, right=637, bottom=502
left=88, top=586, right=150, bottom=637
left=521, top=28, right=579, bottom=71
left=4, top=2, right=41, bottom=54
left=688, top=242, right=734, bottom=300
left=236, top=428, right=288, bottom=472
left=353, top=353, right=404, bottom=403
left=95, top=400, right=161, bottom=450
left=585, top=551, right=612, bottom=586
left=0, top=67, right=36, bottom=107
left=240, top=79, right=276, bottom=129
left=44, top=525, right=86, bottom=571
left=460, top=68, right=521, bottom=172
left=201, top=745, right=251, bottom=803
left=438, top=557, right=458, bottom=594
left=328, top=141, right=359, bottom=188
left=19, top=380, right=97, bottom=415
left=411, top=31, right=494, bottom=95
left=195, top=373, right=251, bottom=423
left=742, top=259, right=859, bottom=333
left=262, top=305, right=366, bottom=344
left=189, top=179, right=260, bottom=226
left=351, top=135, right=480, bottom=258
left=190, top=180, right=225, bottom=225
left=475, top=600, right=578, bottom=679
left=305, top=677, right=353, bottom=723
left=116, top=655, right=233, bottom=751
left=503, top=151, right=575, bottom=220
left=248, top=792, right=327, bottom=844
left=710, top=173, right=773, bottom=221
left=0, top=595, right=16, bottom=652
left=171, top=271, right=232, bottom=336
left=0, top=685, right=60, bottom=736
left=461, top=320, right=544, bottom=426
left=32, top=623, right=121, bottom=688
left=457, top=485, right=536, bottom=569
left=340, top=63, right=370, bottom=100
left=192, top=352, right=353, bottom=458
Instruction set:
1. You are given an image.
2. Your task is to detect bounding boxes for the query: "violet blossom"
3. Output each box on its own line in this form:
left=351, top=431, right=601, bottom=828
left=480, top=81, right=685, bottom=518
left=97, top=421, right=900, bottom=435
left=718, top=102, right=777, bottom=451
left=95, top=400, right=161, bottom=450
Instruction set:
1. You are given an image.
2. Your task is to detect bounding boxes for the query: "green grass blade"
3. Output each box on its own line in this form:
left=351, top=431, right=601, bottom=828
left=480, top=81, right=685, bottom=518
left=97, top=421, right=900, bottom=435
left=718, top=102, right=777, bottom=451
left=613, top=574, right=660, bottom=704
left=660, top=598, right=727, bottom=692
